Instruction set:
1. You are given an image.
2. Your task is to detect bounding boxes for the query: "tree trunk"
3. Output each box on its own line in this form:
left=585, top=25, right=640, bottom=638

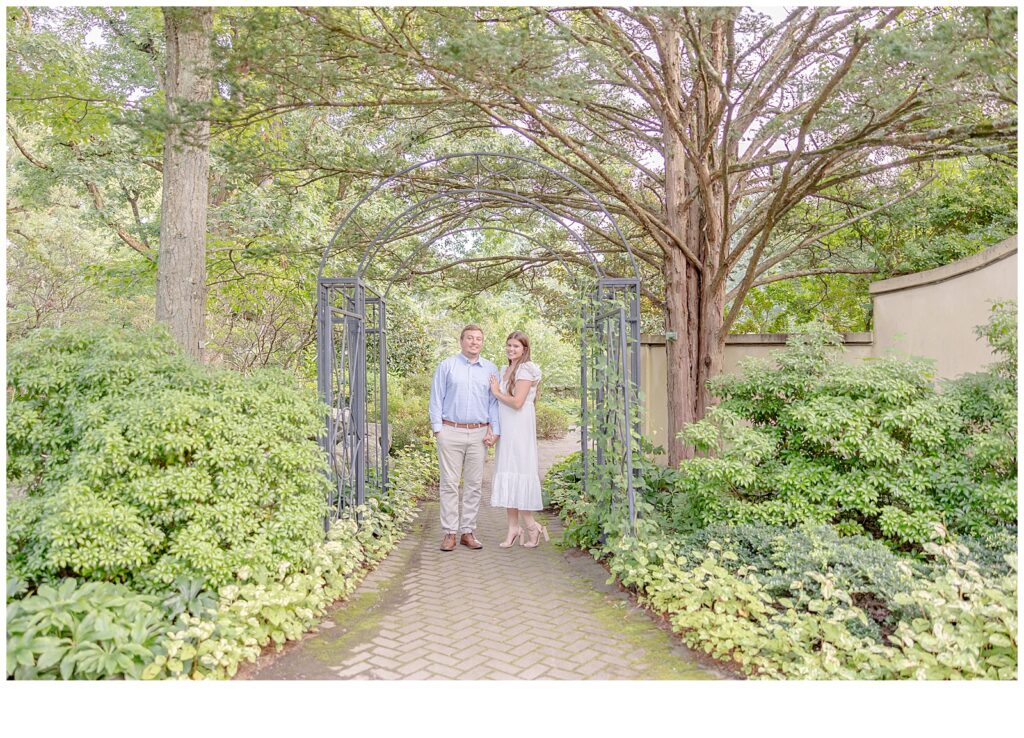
left=663, top=246, right=697, bottom=464
left=664, top=230, right=727, bottom=466
left=693, top=16, right=728, bottom=424
left=660, top=15, right=730, bottom=466
left=696, top=281, right=726, bottom=417
left=157, top=7, right=212, bottom=360
left=660, top=24, right=697, bottom=465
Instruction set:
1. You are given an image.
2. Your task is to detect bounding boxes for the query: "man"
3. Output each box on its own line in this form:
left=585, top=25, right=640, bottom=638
left=429, top=324, right=501, bottom=551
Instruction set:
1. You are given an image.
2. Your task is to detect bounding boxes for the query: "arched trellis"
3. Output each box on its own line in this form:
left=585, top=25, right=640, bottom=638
left=316, top=153, right=641, bottom=536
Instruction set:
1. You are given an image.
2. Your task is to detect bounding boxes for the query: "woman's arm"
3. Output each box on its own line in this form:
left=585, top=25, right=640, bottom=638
left=489, top=376, right=533, bottom=410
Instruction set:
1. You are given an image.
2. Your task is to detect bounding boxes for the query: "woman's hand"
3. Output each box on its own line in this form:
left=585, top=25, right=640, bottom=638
left=489, top=375, right=501, bottom=397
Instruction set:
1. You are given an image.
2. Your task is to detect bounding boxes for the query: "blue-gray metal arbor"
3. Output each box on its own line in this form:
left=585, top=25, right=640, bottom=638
left=316, top=153, right=642, bottom=534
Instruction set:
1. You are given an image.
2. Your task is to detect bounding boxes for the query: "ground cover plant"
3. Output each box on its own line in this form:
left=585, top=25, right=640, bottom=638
left=6, top=324, right=438, bottom=679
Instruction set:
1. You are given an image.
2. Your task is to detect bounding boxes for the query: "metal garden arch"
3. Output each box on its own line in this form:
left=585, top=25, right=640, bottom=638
left=316, top=153, right=642, bottom=535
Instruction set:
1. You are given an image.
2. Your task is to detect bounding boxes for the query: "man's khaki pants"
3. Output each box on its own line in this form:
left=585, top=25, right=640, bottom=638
left=436, top=425, right=487, bottom=534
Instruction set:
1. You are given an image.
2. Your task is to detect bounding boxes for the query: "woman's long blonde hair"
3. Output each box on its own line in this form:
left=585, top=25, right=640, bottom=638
left=505, top=330, right=534, bottom=398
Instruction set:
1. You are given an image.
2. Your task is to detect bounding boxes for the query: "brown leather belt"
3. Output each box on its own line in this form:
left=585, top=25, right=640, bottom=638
left=442, top=420, right=488, bottom=429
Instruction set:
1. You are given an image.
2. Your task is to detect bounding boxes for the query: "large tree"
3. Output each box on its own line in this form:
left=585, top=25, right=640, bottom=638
left=295, top=6, right=1016, bottom=462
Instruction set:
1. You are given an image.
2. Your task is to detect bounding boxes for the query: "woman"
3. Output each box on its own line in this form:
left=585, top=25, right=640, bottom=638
left=488, top=330, right=548, bottom=548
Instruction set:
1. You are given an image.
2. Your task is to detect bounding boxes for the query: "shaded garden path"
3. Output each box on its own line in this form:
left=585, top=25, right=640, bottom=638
left=240, top=430, right=721, bottom=680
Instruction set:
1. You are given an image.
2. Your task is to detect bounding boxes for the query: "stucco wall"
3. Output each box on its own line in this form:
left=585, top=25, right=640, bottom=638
left=870, top=235, right=1017, bottom=379
left=721, top=333, right=873, bottom=374
left=639, top=236, right=1018, bottom=454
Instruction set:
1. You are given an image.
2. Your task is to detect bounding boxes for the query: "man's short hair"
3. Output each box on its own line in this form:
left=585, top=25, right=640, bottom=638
left=460, top=324, right=484, bottom=340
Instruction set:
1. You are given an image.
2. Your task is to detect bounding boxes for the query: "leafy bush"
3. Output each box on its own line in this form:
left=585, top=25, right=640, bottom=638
left=385, top=297, right=438, bottom=377
left=677, top=524, right=916, bottom=633
left=147, top=444, right=433, bottom=680
left=542, top=451, right=605, bottom=547
left=148, top=517, right=367, bottom=679
left=938, top=301, right=1018, bottom=537
left=542, top=391, right=581, bottom=426
left=387, top=372, right=433, bottom=450
left=974, top=300, right=1017, bottom=380
left=953, top=530, right=1018, bottom=576
left=541, top=309, right=1018, bottom=679
left=886, top=539, right=1017, bottom=679
left=607, top=525, right=1017, bottom=679
left=6, top=324, right=330, bottom=592
left=535, top=402, right=570, bottom=439
left=670, top=320, right=1016, bottom=550
left=385, top=443, right=440, bottom=501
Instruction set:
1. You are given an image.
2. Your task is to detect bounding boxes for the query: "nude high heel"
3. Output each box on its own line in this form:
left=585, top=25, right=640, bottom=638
left=499, top=528, right=522, bottom=548
left=523, top=523, right=549, bottom=549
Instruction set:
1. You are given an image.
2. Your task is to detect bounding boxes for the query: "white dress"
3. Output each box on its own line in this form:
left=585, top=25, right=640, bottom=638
left=490, top=361, right=543, bottom=510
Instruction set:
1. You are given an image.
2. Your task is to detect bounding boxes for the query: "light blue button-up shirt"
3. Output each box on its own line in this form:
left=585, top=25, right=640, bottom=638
left=429, top=353, right=501, bottom=435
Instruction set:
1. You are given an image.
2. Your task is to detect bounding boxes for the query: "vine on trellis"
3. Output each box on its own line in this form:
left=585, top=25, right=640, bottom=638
left=581, top=285, right=642, bottom=539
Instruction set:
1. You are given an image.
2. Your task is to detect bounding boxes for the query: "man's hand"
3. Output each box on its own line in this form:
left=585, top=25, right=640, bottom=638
left=483, top=431, right=496, bottom=448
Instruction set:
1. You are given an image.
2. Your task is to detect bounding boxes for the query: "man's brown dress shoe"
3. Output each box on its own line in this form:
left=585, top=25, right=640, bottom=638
left=440, top=533, right=457, bottom=551
left=460, top=532, right=483, bottom=550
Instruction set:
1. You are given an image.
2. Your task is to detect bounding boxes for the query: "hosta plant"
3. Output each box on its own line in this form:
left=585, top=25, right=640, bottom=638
left=6, top=578, right=169, bottom=680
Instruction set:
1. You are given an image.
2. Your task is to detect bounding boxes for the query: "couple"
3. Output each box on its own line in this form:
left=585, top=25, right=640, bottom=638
left=428, top=324, right=548, bottom=552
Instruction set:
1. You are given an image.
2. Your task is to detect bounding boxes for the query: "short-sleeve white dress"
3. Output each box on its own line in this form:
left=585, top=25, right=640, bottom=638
left=490, top=361, right=543, bottom=511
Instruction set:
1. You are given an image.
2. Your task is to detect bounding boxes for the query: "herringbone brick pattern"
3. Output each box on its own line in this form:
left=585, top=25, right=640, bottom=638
left=243, top=432, right=719, bottom=680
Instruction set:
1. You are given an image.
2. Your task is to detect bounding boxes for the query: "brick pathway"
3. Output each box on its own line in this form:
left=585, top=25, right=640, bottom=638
left=241, top=429, right=721, bottom=680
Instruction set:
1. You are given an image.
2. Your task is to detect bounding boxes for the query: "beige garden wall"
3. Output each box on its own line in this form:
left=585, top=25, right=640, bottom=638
left=639, top=236, right=1018, bottom=454
left=869, top=235, right=1017, bottom=379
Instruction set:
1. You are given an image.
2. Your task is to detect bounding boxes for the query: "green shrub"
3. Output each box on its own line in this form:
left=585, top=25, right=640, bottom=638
left=974, top=300, right=1017, bottom=380
left=542, top=392, right=581, bottom=426
left=938, top=301, right=1018, bottom=538
left=886, top=539, right=1017, bottom=679
left=602, top=517, right=1017, bottom=679
left=954, top=530, right=1018, bottom=576
left=5, top=327, right=439, bottom=681
left=542, top=451, right=605, bottom=546
left=6, top=324, right=330, bottom=592
left=671, top=320, right=1017, bottom=550
left=148, top=444, right=434, bottom=679
left=678, top=524, right=916, bottom=617
left=541, top=310, right=1018, bottom=679
left=386, top=442, right=440, bottom=501
left=387, top=373, right=433, bottom=450
left=535, top=403, right=570, bottom=439
left=148, top=517, right=367, bottom=679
